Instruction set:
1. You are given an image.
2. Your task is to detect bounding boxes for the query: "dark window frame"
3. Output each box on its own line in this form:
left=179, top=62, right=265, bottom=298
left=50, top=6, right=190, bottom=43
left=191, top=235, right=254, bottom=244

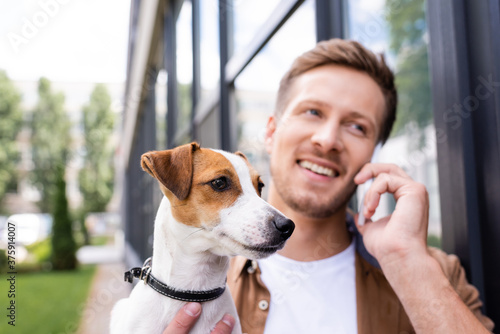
left=427, top=0, right=500, bottom=323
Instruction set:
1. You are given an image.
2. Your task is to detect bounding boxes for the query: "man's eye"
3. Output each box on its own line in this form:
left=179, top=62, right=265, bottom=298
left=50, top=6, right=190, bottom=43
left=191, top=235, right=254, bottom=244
left=351, top=123, right=366, bottom=133
left=210, top=177, right=229, bottom=191
left=306, top=109, right=320, bottom=116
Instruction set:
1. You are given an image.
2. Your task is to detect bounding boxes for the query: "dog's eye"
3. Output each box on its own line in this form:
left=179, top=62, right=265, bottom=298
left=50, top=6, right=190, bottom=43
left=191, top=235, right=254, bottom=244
left=257, top=181, right=265, bottom=195
left=210, top=177, right=229, bottom=191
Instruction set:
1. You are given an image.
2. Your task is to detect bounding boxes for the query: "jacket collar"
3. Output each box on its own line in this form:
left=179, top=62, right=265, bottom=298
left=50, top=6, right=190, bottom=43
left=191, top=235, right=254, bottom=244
left=228, top=255, right=253, bottom=282
left=346, top=212, right=381, bottom=269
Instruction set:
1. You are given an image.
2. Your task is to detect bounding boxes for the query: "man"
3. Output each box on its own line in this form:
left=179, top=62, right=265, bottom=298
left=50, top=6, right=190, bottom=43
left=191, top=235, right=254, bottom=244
left=164, top=39, right=494, bottom=333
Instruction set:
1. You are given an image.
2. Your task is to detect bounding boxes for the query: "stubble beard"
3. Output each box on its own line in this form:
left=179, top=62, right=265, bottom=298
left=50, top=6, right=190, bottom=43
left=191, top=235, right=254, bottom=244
left=271, top=165, right=357, bottom=219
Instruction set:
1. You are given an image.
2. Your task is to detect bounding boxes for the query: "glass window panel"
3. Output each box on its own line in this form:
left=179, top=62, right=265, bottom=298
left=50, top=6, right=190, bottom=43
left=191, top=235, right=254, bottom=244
left=156, top=69, right=167, bottom=150
left=177, top=0, right=193, bottom=135
left=234, top=0, right=316, bottom=199
left=198, top=107, right=220, bottom=149
left=346, top=0, right=441, bottom=245
left=200, top=0, right=220, bottom=100
left=233, top=0, right=282, bottom=54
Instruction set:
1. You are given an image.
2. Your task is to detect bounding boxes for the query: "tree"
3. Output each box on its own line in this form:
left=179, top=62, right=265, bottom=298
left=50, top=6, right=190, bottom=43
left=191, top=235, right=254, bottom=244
left=30, top=78, right=71, bottom=212
left=0, top=70, right=23, bottom=212
left=78, top=84, right=115, bottom=220
left=385, top=0, right=432, bottom=146
left=51, top=165, right=77, bottom=270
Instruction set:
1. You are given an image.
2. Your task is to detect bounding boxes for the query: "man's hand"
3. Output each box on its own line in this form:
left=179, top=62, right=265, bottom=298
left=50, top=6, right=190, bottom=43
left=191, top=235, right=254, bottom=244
left=354, top=163, right=490, bottom=333
left=354, top=163, right=429, bottom=266
left=163, top=302, right=235, bottom=334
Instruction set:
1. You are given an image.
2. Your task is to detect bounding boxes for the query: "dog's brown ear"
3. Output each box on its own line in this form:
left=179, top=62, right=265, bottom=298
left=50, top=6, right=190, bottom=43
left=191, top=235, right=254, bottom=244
left=141, top=142, right=200, bottom=200
left=235, top=151, right=248, bottom=161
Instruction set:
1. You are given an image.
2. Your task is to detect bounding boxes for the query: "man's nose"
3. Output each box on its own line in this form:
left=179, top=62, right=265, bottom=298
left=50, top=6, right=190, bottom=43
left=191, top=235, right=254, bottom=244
left=311, top=121, right=344, bottom=152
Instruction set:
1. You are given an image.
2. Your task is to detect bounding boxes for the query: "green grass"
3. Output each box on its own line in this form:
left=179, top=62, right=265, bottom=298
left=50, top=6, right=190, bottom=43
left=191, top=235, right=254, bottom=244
left=0, top=265, right=96, bottom=334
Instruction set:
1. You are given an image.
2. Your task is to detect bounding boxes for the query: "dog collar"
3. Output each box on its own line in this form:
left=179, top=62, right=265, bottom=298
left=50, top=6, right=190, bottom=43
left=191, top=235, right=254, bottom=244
left=124, top=257, right=226, bottom=302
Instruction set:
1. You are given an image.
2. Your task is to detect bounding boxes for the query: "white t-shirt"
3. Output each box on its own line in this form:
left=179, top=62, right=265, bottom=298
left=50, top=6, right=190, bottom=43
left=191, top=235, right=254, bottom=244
left=258, top=241, right=357, bottom=334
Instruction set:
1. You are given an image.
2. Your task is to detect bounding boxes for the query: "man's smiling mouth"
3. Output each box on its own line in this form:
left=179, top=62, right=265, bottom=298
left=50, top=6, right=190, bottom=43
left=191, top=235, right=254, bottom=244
left=298, top=160, right=339, bottom=177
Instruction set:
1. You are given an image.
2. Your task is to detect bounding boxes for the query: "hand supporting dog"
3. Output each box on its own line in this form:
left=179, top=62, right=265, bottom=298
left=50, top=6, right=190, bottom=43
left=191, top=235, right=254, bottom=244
left=110, top=143, right=294, bottom=334
left=162, top=303, right=235, bottom=334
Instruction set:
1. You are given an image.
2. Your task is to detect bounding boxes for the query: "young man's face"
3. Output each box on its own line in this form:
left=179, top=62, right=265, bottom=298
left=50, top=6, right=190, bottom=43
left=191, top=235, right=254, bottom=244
left=265, top=64, right=386, bottom=218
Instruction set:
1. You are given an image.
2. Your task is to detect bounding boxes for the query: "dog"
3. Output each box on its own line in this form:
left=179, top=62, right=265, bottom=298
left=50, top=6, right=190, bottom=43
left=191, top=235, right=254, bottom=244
left=110, top=142, right=294, bottom=334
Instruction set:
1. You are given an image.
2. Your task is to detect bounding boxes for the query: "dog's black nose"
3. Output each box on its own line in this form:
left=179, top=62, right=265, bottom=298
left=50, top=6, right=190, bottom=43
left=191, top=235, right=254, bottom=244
left=272, top=216, right=295, bottom=240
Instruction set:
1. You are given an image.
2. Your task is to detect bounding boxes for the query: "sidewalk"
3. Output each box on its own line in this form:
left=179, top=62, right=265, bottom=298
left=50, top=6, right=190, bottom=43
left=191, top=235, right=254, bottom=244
left=76, top=245, right=132, bottom=334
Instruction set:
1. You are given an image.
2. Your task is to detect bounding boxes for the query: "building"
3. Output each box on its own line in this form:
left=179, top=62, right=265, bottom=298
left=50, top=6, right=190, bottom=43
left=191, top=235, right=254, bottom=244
left=120, top=0, right=500, bottom=325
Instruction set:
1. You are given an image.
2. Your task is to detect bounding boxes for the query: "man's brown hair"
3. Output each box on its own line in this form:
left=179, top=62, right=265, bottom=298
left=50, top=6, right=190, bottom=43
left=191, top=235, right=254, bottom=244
left=275, top=38, right=397, bottom=144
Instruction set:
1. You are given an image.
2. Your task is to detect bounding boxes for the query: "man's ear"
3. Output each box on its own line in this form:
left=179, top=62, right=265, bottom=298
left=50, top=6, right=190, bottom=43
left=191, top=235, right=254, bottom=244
left=141, top=142, right=200, bottom=200
left=264, top=116, right=277, bottom=154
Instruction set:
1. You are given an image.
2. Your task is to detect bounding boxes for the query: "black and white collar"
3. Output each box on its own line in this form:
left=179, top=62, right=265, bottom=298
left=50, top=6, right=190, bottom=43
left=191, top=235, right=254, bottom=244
left=124, top=257, right=226, bottom=302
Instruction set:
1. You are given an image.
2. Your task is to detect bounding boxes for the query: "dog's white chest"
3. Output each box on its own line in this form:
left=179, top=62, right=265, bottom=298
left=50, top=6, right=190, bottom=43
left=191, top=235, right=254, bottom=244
left=110, top=285, right=241, bottom=334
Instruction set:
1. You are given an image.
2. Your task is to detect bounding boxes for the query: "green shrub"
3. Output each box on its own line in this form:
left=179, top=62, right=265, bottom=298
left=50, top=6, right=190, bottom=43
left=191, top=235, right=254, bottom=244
left=50, top=165, right=77, bottom=270
left=0, top=249, right=7, bottom=273
left=26, top=238, right=51, bottom=263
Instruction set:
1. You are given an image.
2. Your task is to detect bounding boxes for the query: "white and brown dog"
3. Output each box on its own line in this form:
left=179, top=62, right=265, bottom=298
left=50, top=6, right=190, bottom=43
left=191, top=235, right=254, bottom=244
left=110, top=142, right=294, bottom=334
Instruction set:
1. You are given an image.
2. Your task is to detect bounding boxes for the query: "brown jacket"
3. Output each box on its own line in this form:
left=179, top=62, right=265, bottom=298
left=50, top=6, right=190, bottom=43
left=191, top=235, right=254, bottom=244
left=228, top=247, right=494, bottom=333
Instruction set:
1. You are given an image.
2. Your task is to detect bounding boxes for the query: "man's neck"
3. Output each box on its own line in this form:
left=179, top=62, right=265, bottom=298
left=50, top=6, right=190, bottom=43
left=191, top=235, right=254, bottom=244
left=267, top=183, right=352, bottom=262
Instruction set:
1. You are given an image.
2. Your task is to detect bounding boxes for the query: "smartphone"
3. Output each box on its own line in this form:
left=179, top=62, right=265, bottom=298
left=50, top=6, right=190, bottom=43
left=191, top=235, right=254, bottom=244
left=357, top=142, right=382, bottom=226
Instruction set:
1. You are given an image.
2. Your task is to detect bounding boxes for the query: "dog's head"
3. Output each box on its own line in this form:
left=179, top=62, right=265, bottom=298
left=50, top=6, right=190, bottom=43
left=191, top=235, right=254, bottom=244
left=141, top=142, right=294, bottom=259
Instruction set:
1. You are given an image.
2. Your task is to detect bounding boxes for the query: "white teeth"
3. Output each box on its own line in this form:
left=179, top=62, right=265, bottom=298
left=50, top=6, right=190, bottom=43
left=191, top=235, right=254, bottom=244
left=299, top=160, right=336, bottom=177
